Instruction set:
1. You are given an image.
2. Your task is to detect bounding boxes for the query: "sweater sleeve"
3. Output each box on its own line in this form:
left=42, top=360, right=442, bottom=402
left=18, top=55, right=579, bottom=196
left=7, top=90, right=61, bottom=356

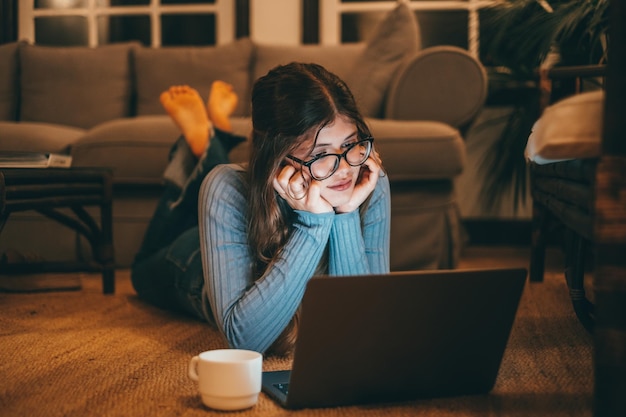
left=198, top=164, right=334, bottom=353
left=327, top=174, right=391, bottom=276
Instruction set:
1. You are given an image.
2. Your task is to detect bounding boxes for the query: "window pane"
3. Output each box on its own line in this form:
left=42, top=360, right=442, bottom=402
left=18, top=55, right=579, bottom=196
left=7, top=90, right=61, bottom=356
left=161, top=14, right=216, bottom=46
left=416, top=10, right=468, bottom=49
left=161, top=0, right=215, bottom=4
left=341, top=10, right=467, bottom=49
left=100, top=0, right=150, bottom=6
left=35, top=16, right=88, bottom=45
left=98, top=15, right=151, bottom=45
left=478, top=7, right=498, bottom=65
left=341, top=0, right=467, bottom=2
left=341, top=11, right=386, bottom=43
left=35, top=0, right=87, bottom=10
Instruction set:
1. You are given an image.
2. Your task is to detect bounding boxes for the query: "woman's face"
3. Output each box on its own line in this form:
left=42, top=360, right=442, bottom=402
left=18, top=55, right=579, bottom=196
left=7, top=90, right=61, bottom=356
left=291, top=116, right=362, bottom=208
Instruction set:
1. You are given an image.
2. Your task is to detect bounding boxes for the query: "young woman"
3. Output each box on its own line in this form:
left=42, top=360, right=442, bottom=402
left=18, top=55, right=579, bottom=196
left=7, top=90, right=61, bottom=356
left=131, top=63, right=390, bottom=356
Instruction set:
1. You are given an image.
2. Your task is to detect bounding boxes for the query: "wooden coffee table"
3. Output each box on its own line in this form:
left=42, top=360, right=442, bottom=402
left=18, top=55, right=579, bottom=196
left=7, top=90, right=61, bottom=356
left=0, top=167, right=115, bottom=294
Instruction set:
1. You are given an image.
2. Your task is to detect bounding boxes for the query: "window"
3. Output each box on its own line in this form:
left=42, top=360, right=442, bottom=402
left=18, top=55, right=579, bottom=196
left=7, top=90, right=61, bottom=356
left=19, top=0, right=237, bottom=47
left=316, top=0, right=495, bottom=58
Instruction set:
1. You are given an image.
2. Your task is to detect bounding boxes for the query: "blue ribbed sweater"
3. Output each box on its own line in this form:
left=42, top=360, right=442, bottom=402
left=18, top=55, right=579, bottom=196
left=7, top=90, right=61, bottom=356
left=198, top=164, right=390, bottom=353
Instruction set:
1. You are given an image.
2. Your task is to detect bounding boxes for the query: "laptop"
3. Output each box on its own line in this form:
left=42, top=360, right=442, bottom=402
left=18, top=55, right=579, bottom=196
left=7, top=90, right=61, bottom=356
left=262, top=267, right=527, bottom=409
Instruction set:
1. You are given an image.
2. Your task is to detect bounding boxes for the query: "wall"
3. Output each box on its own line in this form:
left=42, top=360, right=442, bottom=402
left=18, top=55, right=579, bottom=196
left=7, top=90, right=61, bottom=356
left=250, top=0, right=300, bottom=45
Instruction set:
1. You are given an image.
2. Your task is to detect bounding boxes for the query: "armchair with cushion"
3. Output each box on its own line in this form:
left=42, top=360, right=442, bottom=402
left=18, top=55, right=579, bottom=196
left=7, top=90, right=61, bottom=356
left=526, top=66, right=606, bottom=331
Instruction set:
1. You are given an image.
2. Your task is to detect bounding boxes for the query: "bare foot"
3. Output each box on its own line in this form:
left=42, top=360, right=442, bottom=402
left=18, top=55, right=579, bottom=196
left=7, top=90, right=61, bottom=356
left=207, top=81, right=238, bottom=132
left=160, top=85, right=211, bottom=157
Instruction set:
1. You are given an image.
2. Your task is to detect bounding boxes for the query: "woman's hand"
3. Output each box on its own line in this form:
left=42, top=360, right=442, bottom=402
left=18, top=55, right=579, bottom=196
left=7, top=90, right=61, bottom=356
left=273, top=165, right=333, bottom=214
left=334, top=151, right=382, bottom=214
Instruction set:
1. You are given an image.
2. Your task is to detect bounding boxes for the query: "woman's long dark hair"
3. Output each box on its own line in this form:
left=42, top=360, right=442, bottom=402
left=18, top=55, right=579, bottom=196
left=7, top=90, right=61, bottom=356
left=247, top=62, right=373, bottom=355
left=248, top=62, right=370, bottom=268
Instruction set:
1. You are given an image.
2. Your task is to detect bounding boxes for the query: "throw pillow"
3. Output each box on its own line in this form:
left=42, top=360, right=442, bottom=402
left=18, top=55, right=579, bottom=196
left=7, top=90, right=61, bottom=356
left=133, top=38, right=253, bottom=117
left=525, top=90, right=603, bottom=164
left=253, top=43, right=365, bottom=85
left=20, top=42, right=137, bottom=129
left=345, top=1, right=421, bottom=118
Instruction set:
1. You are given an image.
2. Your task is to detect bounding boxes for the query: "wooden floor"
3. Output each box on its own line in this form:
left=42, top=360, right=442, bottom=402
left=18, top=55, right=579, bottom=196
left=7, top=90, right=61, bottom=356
left=458, top=244, right=564, bottom=271
left=1, top=243, right=596, bottom=417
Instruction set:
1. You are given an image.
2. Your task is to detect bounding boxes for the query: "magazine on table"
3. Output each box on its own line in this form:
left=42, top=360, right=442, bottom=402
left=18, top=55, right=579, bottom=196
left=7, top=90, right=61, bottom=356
left=0, top=152, right=72, bottom=168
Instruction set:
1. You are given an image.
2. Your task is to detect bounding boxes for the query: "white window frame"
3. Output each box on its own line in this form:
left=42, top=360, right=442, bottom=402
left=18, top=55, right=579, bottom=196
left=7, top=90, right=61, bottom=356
left=319, top=0, right=496, bottom=58
left=18, top=0, right=235, bottom=47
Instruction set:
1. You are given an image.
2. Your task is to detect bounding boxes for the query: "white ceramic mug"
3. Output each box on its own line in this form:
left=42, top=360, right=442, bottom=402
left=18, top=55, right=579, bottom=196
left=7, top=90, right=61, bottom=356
left=188, top=349, right=263, bottom=411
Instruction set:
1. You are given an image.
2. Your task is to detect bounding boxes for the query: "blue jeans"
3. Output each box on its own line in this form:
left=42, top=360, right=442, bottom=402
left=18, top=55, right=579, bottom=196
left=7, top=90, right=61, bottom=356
left=131, top=130, right=245, bottom=320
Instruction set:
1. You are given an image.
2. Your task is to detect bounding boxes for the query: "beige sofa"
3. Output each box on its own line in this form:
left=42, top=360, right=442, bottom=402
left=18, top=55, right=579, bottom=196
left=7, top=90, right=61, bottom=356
left=0, top=20, right=487, bottom=271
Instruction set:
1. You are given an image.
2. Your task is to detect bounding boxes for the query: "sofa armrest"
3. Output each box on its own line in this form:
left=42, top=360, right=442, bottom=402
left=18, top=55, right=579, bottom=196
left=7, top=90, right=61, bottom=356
left=385, top=46, right=488, bottom=131
left=367, top=118, right=466, bottom=181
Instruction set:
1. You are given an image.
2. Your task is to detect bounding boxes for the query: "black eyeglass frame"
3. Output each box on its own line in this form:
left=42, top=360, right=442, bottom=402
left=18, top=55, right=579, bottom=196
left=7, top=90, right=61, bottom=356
left=286, top=137, right=374, bottom=181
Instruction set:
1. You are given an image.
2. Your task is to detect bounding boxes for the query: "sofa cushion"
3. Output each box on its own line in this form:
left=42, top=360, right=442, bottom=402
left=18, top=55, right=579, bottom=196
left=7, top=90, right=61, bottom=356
left=0, top=41, right=22, bottom=121
left=19, top=42, right=137, bottom=129
left=345, top=2, right=421, bottom=118
left=525, top=90, right=603, bottom=164
left=227, top=117, right=253, bottom=164
left=134, top=38, right=253, bottom=118
left=368, top=118, right=464, bottom=181
left=253, top=43, right=364, bottom=85
left=71, top=116, right=179, bottom=184
left=0, top=121, right=84, bottom=153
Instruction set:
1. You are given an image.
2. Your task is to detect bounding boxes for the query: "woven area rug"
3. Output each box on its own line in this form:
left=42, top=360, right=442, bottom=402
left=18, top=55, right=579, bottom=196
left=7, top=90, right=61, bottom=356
left=0, top=259, right=593, bottom=417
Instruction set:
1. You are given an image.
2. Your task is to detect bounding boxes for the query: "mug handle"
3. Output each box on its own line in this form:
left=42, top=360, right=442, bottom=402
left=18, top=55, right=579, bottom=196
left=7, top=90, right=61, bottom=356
left=188, top=355, right=200, bottom=382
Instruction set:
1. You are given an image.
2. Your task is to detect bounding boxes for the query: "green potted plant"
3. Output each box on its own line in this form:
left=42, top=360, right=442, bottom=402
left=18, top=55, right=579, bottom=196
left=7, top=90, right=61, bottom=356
left=478, top=0, right=610, bottom=211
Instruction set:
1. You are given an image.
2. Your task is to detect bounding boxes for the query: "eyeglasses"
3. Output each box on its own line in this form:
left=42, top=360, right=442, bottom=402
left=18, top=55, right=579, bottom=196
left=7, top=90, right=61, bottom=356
left=286, top=137, right=374, bottom=181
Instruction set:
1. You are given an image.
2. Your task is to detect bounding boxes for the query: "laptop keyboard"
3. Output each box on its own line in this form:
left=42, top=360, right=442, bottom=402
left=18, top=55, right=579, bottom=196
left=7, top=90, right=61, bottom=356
left=273, top=383, right=289, bottom=395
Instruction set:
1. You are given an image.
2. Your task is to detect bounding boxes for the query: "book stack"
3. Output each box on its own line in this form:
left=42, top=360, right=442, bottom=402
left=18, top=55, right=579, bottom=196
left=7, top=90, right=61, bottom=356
left=0, top=152, right=72, bottom=168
